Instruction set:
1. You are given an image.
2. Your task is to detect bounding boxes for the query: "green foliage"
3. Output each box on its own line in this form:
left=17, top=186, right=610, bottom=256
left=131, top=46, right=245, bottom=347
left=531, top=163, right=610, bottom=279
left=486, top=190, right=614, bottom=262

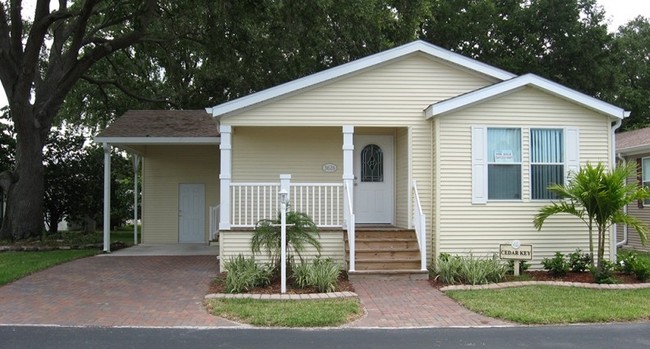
left=542, top=252, right=570, bottom=277
left=251, top=211, right=321, bottom=271
left=617, top=251, right=650, bottom=281
left=534, top=163, right=650, bottom=272
left=435, top=253, right=507, bottom=285
left=223, top=255, right=273, bottom=293
left=0, top=250, right=97, bottom=286
left=590, top=260, right=618, bottom=284
left=292, top=258, right=341, bottom=293
left=506, top=259, right=530, bottom=274
left=569, top=249, right=592, bottom=272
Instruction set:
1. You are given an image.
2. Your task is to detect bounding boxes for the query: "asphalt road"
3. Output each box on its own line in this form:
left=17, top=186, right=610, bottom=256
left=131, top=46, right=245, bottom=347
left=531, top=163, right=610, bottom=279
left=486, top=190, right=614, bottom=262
left=1, top=324, right=649, bottom=349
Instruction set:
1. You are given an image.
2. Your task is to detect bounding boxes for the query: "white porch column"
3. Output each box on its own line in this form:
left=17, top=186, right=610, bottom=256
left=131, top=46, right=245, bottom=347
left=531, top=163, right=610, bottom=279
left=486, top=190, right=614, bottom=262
left=342, top=125, right=354, bottom=228
left=219, top=125, right=232, bottom=230
left=133, top=154, right=140, bottom=245
left=102, top=143, right=112, bottom=253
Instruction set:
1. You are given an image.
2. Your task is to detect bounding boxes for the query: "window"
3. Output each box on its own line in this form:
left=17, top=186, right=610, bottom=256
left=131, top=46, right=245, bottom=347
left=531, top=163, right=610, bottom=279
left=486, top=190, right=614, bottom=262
left=361, top=144, right=383, bottom=182
left=531, top=129, right=564, bottom=200
left=641, top=158, right=650, bottom=205
left=487, top=128, right=521, bottom=200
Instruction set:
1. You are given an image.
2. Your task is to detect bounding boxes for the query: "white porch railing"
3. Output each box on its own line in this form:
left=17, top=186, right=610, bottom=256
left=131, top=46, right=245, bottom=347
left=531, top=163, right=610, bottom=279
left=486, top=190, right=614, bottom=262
left=344, top=181, right=355, bottom=272
left=412, top=180, right=427, bottom=271
left=230, top=181, right=344, bottom=228
left=209, top=205, right=220, bottom=240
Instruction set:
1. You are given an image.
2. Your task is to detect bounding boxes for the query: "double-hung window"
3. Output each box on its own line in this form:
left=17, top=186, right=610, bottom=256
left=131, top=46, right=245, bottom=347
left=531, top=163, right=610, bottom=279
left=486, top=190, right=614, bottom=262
left=487, top=128, right=521, bottom=200
left=530, top=129, right=564, bottom=200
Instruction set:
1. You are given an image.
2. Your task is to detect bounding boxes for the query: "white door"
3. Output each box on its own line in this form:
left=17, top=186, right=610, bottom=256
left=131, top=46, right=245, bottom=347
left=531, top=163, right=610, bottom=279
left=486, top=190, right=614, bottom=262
left=179, top=183, right=205, bottom=243
left=354, top=135, right=394, bottom=224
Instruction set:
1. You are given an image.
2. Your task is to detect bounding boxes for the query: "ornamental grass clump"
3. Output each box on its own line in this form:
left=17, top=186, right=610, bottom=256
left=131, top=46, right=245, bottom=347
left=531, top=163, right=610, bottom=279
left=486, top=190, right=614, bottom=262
left=223, top=255, right=273, bottom=293
left=293, top=258, right=341, bottom=293
left=435, top=253, right=507, bottom=285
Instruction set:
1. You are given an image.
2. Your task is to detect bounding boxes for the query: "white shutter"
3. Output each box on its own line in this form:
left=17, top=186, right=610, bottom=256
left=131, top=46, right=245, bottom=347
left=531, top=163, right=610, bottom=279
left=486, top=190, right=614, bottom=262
left=565, top=127, right=580, bottom=180
left=472, top=126, right=488, bottom=204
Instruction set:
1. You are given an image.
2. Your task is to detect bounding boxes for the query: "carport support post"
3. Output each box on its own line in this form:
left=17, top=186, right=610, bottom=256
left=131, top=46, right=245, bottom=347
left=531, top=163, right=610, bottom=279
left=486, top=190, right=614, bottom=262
left=103, top=143, right=112, bottom=253
left=219, top=125, right=232, bottom=230
left=133, top=154, right=140, bottom=245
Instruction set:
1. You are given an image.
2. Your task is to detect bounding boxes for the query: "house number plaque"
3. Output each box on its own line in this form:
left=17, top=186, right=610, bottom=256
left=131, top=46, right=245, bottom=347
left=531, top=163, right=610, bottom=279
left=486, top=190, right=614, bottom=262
left=322, top=163, right=337, bottom=173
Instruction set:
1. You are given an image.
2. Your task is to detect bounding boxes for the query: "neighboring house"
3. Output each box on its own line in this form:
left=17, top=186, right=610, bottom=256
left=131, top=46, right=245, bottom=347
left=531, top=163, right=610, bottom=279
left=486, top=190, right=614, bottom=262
left=616, top=128, right=650, bottom=252
left=96, top=40, right=628, bottom=274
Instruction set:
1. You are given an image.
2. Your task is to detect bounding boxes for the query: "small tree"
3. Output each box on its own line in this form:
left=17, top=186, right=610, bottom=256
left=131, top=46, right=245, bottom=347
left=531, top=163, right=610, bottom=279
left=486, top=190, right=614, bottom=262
left=534, top=162, right=650, bottom=272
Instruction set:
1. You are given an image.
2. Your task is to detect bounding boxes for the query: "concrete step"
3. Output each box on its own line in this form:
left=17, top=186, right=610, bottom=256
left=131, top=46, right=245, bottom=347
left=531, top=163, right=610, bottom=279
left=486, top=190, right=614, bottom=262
left=348, top=269, right=429, bottom=281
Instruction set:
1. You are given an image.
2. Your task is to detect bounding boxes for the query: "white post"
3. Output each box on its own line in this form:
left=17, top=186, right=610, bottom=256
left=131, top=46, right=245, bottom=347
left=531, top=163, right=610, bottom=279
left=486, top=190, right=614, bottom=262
left=219, top=125, right=232, bottom=230
left=342, top=125, right=354, bottom=228
left=279, top=174, right=291, bottom=294
left=102, top=143, right=112, bottom=253
left=133, top=154, right=140, bottom=245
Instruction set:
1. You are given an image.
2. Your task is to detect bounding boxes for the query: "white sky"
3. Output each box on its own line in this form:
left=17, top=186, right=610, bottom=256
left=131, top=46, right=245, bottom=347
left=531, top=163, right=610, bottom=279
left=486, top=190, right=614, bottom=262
left=0, top=0, right=649, bottom=109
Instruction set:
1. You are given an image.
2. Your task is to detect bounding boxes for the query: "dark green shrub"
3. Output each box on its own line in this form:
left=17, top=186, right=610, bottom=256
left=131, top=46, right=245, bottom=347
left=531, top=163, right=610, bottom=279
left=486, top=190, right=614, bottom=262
left=224, top=255, right=273, bottom=293
left=569, top=249, right=592, bottom=272
left=542, top=252, right=569, bottom=277
left=617, top=252, right=639, bottom=275
left=632, top=260, right=650, bottom=282
left=591, top=260, right=618, bottom=284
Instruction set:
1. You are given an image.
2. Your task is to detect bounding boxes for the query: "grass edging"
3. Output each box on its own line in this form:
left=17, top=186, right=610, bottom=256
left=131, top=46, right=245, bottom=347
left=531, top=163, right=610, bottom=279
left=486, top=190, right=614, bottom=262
left=441, top=280, right=650, bottom=291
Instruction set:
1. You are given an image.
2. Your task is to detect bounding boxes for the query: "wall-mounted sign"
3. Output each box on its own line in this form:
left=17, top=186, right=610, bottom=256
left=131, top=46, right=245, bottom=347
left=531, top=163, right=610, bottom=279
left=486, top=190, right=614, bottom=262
left=499, top=242, right=532, bottom=260
left=322, top=163, right=337, bottom=173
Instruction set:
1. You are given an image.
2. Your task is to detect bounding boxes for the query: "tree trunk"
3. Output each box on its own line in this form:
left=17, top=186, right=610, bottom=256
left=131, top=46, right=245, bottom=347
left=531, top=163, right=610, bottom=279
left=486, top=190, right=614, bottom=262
left=0, top=108, right=46, bottom=241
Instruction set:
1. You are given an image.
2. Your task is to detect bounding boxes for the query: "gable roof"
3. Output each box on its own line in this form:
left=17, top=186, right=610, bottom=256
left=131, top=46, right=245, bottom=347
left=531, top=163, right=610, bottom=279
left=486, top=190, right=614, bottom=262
left=94, top=110, right=219, bottom=144
left=616, top=127, right=650, bottom=155
left=206, top=40, right=516, bottom=118
left=424, top=74, right=629, bottom=119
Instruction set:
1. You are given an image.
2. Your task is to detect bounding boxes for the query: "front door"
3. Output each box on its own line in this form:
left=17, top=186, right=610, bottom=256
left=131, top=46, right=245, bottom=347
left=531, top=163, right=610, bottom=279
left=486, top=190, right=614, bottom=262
left=354, top=135, right=394, bottom=224
left=179, top=183, right=205, bottom=243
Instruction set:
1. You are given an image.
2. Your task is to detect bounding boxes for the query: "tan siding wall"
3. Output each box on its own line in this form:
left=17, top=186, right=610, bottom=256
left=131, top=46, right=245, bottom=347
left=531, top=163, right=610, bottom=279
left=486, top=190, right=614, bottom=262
left=232, top=127, right=342, bottom=182
left=225, top=54, right=493, bottom=260
left=141, top=145, right=219, bottom=243
left=396, top=128, right=409, bottom=228
left=219, top=231, right=345, bottom=272
left=619, top=153, right=650, bottom=252
left=437, top=87, right=613, bottom=268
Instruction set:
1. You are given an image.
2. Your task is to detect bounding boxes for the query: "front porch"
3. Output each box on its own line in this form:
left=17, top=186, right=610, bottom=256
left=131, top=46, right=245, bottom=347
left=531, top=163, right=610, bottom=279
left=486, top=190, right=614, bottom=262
left=217, top=124, right=428, bottom=275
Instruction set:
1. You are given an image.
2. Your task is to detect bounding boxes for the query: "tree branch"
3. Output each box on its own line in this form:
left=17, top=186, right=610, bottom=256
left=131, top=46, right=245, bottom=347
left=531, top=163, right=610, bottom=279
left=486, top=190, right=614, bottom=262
left=81, top=75, right=178, bottom=107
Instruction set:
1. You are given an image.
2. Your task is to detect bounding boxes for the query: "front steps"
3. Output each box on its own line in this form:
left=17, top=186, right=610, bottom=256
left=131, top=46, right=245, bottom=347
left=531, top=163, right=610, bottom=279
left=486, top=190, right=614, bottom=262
left=345, top=229, right=429, bottom=281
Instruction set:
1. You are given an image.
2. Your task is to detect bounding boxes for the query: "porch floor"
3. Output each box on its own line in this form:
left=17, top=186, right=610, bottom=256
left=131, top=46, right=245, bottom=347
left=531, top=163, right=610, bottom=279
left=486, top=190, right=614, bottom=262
left=104, top=244, right=218, bottom=256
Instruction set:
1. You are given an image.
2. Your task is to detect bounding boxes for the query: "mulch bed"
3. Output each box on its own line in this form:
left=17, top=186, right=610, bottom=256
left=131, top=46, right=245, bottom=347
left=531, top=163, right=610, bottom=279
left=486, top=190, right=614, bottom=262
left=209, top=273, right=355, bottom=294
left=429, top=271, right=644, bottom=289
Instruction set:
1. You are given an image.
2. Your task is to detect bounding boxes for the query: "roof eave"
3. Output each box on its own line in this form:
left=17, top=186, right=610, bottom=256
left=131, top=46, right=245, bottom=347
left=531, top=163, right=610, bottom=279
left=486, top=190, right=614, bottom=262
left=94, top=136, right=221, bottom=145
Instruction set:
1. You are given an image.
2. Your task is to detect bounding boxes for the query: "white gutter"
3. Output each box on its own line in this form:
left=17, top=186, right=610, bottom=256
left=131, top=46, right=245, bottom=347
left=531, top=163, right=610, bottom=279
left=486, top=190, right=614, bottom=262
left=610, top=119, right=623, bottom=262
left=616, top=152, right=628, bottom=248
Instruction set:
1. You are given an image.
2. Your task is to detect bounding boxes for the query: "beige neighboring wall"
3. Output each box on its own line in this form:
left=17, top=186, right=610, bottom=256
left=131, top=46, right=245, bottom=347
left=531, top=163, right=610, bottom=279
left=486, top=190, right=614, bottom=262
left=618, top=153, right=650, bottom=252
left=141, top=145, right=219, bottom=243
left=436, top=86, right=613, bottom=268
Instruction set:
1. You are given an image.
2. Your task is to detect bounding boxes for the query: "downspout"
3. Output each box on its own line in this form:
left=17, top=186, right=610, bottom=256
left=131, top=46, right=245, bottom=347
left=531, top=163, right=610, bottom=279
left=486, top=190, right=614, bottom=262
left=610, top=118, right=624, bottom=262
left=616, top=152, right=629, bottom=247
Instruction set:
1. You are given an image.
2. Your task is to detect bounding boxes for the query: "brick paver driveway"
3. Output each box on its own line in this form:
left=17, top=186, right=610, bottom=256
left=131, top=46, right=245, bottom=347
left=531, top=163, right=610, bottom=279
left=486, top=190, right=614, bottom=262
left=0, top=255, right=239, bottom=327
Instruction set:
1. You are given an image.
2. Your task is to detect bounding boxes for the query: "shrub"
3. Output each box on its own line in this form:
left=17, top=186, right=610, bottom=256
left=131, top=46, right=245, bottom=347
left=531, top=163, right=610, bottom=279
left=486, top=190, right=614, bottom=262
left=618, top=252, right=639, bottom=275
left=542, top=252, right=569, bottom=277
left=292, top=258, right=340, bottom=293
left=568, top=249, right=592, bottom=272
left=435, top=253, right=507, bottom=285
left=506, top=259, right=530, bottom=274
left=632, top=260, right=650, bottom=282
left=591, top=260, right=617, bottom=284
left=223, top=255, right=273, bottom=293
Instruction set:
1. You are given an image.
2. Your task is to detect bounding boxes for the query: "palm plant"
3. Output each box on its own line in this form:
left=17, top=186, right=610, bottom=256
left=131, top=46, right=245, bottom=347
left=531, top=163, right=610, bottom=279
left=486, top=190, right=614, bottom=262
left=251, top=211, right=321, bottom=271
left=534, top=162, right=650, bottom=272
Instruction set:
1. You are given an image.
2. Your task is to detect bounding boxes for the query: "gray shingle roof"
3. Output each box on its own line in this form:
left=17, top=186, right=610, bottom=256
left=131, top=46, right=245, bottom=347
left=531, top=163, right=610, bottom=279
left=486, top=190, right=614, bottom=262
left=616, top=128, right=650, bottom=151
left=96, top=110, right=219, bottom=138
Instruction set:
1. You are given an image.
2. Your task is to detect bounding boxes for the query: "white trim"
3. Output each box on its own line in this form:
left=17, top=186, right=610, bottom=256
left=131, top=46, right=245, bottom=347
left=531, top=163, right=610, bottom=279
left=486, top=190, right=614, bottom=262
left=425, top=74, right=628, bottom=119
left=219, top=125, right=232, bottom=230
left=102, top=143, right=111, bottom=253
left=618, top=145, right=650, bottom=156
left=208, top=40, right=515, bottom=118
left=94, top=136, right=220, bottom=145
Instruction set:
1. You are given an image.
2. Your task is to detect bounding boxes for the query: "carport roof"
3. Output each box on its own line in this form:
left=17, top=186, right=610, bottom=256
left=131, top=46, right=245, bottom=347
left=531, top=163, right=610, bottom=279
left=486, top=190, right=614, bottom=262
left=95, top=110, right=220, bottom=143
left=617, top=127, right=650, bottom=155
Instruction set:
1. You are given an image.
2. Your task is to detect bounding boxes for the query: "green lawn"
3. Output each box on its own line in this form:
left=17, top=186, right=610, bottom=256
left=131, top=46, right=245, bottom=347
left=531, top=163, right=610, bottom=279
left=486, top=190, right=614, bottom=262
left=0, top=249, right=97, bottom=286
left=206, top=298, right=362, bottom=327
left=446, top=285, right=650, bottom=324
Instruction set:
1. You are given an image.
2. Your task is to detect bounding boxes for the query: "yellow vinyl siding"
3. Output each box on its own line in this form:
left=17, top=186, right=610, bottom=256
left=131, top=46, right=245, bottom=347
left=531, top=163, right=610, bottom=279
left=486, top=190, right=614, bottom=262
left=219, top=231, right=345, bottom=272
left=141, top=145, right=219, bottom=244
left=436, top=87, right=613, bottom=268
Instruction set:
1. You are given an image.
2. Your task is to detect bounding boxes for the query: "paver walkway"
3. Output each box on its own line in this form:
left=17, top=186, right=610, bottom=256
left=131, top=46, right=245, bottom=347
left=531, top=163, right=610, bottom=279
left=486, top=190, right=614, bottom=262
left=0, top=255, right=239, bottom=327
left=348, top=279, right=510, bottom=328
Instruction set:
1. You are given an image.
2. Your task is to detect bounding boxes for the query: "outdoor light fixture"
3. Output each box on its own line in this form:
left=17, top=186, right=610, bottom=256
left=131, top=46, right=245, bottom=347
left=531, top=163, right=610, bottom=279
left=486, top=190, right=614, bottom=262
left=279, top=188, right=289, bottom=294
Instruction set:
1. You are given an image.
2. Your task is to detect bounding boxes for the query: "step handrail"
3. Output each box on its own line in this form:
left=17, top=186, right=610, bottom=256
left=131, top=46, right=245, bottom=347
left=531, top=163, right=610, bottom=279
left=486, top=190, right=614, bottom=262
left=344, top=181, right=355, bottom=272
left=412, top=180, right=427, bottom=271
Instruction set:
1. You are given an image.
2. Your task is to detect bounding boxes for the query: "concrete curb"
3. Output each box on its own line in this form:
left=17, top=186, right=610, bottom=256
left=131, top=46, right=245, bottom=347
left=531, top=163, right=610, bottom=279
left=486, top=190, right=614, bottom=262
left=205, top=291, right=358, bottom=300
left=441, top=280, right=650, bottom=291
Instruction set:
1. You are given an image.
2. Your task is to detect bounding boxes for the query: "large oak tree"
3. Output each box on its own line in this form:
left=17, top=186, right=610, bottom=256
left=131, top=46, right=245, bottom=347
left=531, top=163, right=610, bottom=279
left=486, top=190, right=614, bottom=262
left=0, top=0, right=157, bottom=240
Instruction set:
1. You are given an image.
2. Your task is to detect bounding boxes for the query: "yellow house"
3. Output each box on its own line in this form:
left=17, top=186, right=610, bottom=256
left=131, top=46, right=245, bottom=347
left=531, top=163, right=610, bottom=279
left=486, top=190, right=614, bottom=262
left=96, top=40, right=628, bottom=276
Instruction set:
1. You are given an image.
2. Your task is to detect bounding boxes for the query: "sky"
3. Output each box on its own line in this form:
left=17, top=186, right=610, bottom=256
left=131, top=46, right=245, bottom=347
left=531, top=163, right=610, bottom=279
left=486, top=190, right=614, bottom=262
left=0, top=0, right=649, bottom=110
